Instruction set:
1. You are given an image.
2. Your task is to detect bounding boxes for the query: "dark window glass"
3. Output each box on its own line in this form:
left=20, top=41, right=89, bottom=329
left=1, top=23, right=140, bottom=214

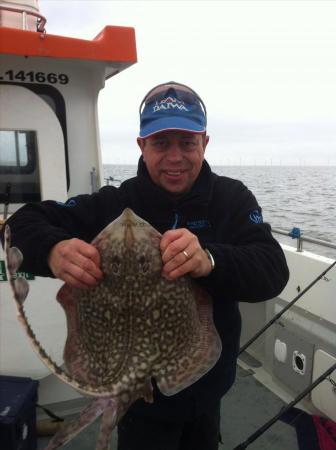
left=0, top=130, right=37, bottom=174
left=0, top=130, right=41, bottom=205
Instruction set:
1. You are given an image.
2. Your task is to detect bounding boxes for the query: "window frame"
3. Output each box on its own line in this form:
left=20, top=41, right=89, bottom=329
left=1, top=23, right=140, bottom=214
left=0, top=129, right=38, bottom=175
left=0, top=81, right=69, bottom=189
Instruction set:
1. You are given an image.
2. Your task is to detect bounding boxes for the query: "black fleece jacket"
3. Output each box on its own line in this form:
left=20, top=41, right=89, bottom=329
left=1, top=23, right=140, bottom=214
left=3, top=158, right=289, bottom=419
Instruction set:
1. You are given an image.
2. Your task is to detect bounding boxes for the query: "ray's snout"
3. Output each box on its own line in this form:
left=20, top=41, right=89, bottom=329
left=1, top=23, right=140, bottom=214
left=120, top=208, right=137, bottom=247
left=120, top=208, right=136, bottom=221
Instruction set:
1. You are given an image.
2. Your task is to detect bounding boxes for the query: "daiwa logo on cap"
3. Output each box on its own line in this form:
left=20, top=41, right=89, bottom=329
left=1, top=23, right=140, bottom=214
left=153, top=97, right=189, bottom=113
left=139, top=81, right=207, bottom=138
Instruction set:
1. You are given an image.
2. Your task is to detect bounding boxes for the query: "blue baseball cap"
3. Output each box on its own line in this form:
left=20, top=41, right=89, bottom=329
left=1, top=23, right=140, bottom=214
left=139, top=81, right=207, bottom=138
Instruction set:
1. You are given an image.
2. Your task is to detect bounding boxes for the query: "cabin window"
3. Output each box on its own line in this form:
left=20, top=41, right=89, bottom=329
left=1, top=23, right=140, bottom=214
left=0, top=83, right=70, bottom=189
left=0, top=130, right=35, bottom=172
left=0, top=129, right=41, bottom=204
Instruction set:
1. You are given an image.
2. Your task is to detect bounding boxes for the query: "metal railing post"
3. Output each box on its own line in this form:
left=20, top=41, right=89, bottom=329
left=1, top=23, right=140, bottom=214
left=22, top=10, right=27, bottom=30
left=0, top=5, right=46, bottom=33
left=272, top=227, right=336, bottom=252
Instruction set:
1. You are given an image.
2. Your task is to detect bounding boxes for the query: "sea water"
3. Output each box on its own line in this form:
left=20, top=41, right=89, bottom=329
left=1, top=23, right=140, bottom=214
left=103, top=164, right=336, bottom=258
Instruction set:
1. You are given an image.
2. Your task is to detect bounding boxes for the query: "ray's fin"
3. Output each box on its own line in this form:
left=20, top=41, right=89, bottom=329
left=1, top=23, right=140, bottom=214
left=4, top=226, right=29, bottom=305
left=95, top=379, right=153, bottom=450
left=44, top=398, right=110, bottom=450
left=156, top=285, right=222, bottom=396
left=13, top=277, right=29, bottom=304
left=4, top=225, right=123, bottom=398
left=96, top=401, right=118, bottom=450
left=7, top=246, right=24, bottom=274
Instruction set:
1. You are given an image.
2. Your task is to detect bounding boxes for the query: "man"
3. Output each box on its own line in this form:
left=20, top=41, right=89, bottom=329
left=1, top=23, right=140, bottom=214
left=3, top=81, right=289, bottom=449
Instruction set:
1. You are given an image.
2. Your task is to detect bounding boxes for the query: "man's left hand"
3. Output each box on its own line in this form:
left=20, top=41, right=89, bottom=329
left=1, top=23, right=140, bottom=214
left=160, top=228, right=212, bottom=280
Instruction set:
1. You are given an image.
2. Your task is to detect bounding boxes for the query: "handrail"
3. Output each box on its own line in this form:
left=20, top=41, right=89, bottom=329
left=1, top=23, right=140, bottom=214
left=0, top=5, right=46, bottom=32
left=104, top=176, right=121, bottom=186
left=272, top=227, right=336, bottom=252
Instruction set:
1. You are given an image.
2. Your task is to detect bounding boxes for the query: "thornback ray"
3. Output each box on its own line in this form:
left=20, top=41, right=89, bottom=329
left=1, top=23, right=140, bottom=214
left=5, top=208, right=221, bottom=449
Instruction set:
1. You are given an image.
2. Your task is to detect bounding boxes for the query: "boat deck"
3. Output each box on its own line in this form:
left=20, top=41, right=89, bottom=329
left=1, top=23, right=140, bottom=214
left=37, top=365, right=301, bottom=450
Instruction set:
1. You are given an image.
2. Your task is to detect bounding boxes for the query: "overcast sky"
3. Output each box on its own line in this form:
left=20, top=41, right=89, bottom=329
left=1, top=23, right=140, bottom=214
left=39, top=0, right=336, bottom=166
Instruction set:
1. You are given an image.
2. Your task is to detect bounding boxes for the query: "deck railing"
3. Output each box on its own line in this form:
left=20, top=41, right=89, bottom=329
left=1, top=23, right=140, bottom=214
left=0, top=4, right=46, bottom=32
left=272, top=227, right=336, bottom=252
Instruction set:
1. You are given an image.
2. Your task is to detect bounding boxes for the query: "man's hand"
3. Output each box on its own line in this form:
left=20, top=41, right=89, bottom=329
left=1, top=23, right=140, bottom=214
left=48, top=238, right=103, bottom=289
left=160, top=228, right=212, bottom=280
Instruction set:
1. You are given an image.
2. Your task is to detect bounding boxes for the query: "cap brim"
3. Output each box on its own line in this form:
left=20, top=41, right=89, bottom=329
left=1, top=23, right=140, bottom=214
left=139, top=117, right=205, bottom=138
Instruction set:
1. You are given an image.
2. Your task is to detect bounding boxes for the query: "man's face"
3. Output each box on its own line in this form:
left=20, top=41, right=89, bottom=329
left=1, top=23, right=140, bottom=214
left=137, top=131, right=209, bottom=195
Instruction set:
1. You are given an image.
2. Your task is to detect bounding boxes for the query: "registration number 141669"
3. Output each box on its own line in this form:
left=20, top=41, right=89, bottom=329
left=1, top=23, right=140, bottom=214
left=0, top=70, right=69, bottom=84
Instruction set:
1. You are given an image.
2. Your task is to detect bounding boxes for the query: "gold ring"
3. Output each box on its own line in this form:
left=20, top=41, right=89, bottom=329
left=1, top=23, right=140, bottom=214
left=183, top=250, right=190, bottom=259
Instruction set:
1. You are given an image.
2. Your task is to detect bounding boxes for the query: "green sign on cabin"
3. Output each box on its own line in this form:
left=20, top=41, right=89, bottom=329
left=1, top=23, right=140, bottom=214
left=0, top=260, right=35, bottom=281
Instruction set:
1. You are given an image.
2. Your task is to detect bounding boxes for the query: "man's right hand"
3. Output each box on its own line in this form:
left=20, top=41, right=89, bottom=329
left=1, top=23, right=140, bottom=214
left=48, top=238, right=103, bottom=289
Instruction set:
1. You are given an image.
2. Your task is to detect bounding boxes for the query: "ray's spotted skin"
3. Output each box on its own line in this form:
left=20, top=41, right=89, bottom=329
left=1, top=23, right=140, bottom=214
left=5, top=208, right=221, bottom=450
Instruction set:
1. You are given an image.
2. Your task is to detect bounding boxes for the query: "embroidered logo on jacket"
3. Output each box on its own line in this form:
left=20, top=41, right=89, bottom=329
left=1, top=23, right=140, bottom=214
left=187, top=219, right=211, bottom=230
left=56, top=199, right=77, bottom=207
left=249, top=210, right=263, bottom=224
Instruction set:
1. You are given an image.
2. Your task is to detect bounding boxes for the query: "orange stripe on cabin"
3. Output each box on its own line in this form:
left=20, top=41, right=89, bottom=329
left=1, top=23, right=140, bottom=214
left=0, top=26, right=137, bottom=63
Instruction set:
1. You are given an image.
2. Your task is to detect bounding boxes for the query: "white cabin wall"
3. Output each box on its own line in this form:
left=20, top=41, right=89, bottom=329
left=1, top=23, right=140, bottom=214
left=0, top=54, right=107, bottom=200
left=59, top=60, right=106, bottom=196
left=279, top=244, right=335, bottom=323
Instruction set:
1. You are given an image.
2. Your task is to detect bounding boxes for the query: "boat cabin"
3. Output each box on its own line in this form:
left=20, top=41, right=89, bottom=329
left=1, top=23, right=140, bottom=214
left=0, top=0, right=137, bottom=220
